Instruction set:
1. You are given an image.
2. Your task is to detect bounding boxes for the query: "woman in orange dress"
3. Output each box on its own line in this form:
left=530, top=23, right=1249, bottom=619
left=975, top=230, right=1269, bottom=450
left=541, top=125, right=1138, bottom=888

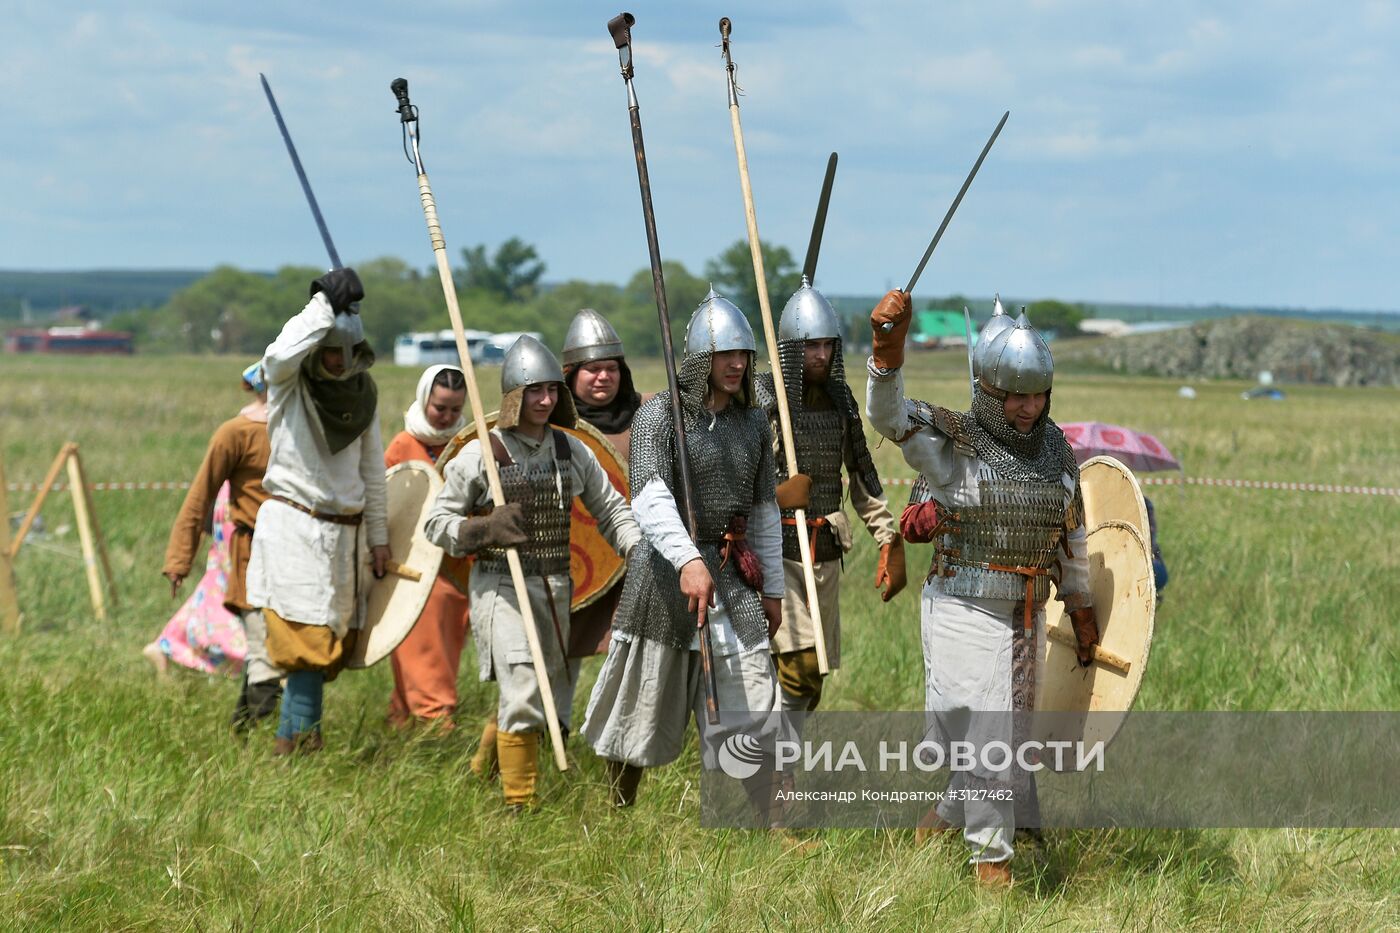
left=383, top=364, right=470, bottom=729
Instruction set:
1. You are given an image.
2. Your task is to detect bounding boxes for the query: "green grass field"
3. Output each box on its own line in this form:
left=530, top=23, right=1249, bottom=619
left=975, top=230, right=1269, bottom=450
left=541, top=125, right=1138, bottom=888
left=1, top=353, right=1397, bottom=930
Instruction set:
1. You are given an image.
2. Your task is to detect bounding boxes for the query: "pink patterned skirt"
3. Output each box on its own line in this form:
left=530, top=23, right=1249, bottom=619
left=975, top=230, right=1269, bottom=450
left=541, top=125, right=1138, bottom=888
left=154, top=482, right=248, bottom=675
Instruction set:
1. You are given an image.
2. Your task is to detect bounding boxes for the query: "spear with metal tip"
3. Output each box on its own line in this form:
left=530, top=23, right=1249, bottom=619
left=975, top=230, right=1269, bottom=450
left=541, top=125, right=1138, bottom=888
left=717, top=16, right=831, bottom=674
left=386, top=78, right=570, bottom=771
left=606, top=12, right=720, bottom=723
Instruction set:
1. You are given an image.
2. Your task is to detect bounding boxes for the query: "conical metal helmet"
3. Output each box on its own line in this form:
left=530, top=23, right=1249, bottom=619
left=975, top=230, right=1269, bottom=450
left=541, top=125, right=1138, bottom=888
left=979, top=310, right=1054, bottom=395
left=973, top=293, right=1014, bottom=378
left=778, top=276, right=842, bottom=343
left=500, top=334, right=565, bottom=395
left=561, top=308, right=624, bottom=366
left=685, top=287, right=755, bottom=355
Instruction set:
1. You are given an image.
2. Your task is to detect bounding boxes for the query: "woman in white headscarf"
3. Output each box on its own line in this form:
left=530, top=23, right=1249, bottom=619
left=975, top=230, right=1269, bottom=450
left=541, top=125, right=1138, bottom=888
left=383, top=364, right=470, bottom=729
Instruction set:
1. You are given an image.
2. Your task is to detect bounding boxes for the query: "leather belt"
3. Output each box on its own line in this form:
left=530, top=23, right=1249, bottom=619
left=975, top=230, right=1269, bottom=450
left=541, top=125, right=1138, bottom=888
left=270, top=495, right=364, bottom=526
left=780, top=515, right=829, bottom=562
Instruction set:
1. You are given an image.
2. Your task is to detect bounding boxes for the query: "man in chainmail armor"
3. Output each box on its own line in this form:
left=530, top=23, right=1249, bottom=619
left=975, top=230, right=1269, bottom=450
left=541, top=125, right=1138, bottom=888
left=424, top=336, right=639, bottom=810
left=865, top=290, right=1099, bottom=888
left=755, top=278, right=906, bottom=713
left=582, top=289, right=786, bottom=817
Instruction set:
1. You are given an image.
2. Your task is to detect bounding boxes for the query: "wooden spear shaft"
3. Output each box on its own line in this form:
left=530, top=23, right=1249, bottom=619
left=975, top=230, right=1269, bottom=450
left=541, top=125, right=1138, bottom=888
left=414, top=173, right=569, bottom=772
left=720, top=19, right=830, bottom=674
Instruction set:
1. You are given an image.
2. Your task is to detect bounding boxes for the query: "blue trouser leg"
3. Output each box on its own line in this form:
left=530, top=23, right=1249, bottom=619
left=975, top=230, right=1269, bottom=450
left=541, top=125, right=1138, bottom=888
left=276, top=670, right=324, bottom=740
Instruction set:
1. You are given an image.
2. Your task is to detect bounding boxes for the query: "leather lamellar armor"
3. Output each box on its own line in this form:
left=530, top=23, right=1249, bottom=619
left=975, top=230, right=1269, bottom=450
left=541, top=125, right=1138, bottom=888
left=756, top=338, right=882, bottom=563
left=476, top=431, right=573, bottom=577
left=756, top=373, right=847, bottom=562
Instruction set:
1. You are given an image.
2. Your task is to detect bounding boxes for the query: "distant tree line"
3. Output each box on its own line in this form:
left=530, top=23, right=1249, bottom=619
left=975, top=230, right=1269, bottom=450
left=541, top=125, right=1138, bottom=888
left=76, top=237, right=1088, bottom=355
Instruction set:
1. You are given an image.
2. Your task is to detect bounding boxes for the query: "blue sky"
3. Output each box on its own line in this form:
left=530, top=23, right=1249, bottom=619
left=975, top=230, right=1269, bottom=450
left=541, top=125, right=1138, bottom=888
left=3, top=1, right=1396, bottom=310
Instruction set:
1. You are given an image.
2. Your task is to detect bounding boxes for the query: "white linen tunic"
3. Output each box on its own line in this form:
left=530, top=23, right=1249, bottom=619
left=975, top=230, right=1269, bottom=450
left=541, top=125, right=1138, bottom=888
left=245, top=294, right=388, bottom=637
left=424, top=427, right=639, bottom=733
left=866, top=362, right=1089, bottom=863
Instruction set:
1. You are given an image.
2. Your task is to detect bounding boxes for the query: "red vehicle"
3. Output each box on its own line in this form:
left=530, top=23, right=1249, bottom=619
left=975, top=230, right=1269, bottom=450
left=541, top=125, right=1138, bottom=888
left=4, top=326, right=134, bottom=355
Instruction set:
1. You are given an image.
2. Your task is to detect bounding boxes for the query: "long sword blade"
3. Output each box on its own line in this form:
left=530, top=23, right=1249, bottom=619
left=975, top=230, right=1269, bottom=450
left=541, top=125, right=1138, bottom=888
left=903, top=110, right=1009, bottom=295
left=802, top=152, right=838, bottom=283
left=260, top=73, right=342, bottom=269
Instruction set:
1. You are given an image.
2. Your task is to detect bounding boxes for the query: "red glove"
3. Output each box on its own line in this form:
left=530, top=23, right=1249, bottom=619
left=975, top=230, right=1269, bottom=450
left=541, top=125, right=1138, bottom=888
left=900, top=500, right=941, bottom=543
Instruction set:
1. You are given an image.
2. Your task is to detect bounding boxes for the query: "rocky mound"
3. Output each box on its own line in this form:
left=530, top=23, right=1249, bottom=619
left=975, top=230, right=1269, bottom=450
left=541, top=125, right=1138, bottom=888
left=1061, top=315, right=1400, bottom=387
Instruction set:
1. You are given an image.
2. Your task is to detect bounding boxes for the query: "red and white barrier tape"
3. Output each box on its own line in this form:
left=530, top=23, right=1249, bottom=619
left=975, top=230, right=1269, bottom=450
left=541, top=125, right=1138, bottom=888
left=7, top=477, right=1399, bottom=497
left=878, top=475, right=1399, bottom=497
left=5, top=481, right=192, bottom=493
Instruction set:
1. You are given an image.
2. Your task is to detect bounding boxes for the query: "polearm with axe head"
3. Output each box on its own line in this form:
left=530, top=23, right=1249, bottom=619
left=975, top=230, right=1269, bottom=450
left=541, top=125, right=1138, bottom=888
left=385, top=78, right=571, bottom=773
left=604, top=12, right=720, bottom=725
left=716, top=17, right=832, bottom=675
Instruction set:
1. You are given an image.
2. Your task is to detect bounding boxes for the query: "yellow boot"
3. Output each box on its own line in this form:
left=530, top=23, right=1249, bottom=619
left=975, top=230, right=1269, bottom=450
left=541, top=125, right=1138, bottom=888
left=469, top=714, right=499, bottom=780
left=496, top=730, right=540, bottom=810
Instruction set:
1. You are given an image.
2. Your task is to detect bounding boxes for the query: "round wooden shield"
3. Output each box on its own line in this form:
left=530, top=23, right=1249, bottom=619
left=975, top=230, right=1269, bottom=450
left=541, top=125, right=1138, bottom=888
left=1080, top=455, right=1149, bottom=540
left=438, top=414, right=629, bottom=612
left=1037, top=520, right=1156, bottom=748
left=345, top=460, right=445, bottom=669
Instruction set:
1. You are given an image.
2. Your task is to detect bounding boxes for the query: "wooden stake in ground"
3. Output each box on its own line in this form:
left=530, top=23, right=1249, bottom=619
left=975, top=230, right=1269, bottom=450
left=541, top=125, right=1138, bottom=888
left=64, top=449, right=107, bottom=621
left=0, top=449, right=20, bottom=633
left=388, top=78, right=569, bottom=772
left=718, top=18, right=831, bottom=673
left=5, top=443, right=116, bottom=625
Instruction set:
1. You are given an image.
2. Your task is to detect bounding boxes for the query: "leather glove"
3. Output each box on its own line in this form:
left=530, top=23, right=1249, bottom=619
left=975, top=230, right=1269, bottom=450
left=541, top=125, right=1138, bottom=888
left=456, top=502, right=528, bottom=554
left=775, top=474, right=812, bottom=510
left=869, top=289, right=912, bottom=370
left=875, top=536, right=907, bottom=602
left=900, top=500, right=940, bottom=543
left=310, top=267, right=365, bottom=314
left=1068, top=606, right=1100, bottom=667
left=761, top=596, right=783, bottom=640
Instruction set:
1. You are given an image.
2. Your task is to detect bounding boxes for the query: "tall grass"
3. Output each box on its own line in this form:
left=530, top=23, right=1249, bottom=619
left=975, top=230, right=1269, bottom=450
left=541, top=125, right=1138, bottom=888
left=1, top=354, right=1396, bottom=929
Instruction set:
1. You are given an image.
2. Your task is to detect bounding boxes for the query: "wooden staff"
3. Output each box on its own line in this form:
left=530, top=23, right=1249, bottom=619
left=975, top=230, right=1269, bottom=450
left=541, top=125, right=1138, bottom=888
left=718, top=17, right=830, bottom=673
left=388, top=78, right=569, bottom=771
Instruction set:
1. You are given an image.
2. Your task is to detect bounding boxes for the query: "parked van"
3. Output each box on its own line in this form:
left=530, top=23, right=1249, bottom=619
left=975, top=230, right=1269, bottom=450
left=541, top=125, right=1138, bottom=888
left=393, top=329, right=492, bottom=366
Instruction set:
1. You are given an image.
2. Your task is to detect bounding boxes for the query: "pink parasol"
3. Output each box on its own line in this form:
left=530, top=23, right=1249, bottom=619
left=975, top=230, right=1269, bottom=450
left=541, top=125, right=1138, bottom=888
left=1058, top=422, right=1181, bottom=473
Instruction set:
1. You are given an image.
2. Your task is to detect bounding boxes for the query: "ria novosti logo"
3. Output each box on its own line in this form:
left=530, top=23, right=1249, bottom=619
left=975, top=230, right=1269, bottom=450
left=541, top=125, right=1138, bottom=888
left=716, top=733, right=766, bottom=779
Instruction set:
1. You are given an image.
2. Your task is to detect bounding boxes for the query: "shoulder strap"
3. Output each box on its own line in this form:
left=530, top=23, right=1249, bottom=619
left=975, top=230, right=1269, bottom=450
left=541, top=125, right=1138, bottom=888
left=488, top=431, right=513, bottom=468
left=551, top=427, right=571, bottom=462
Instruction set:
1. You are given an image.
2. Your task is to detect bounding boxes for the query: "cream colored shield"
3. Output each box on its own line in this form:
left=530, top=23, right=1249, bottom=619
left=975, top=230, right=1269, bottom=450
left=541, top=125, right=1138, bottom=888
left=438, top=413, right=628, bottom=613
left=1037, top=520, right=1155, bottom=747
left=1079, top=455, right=1149, bottom=539
left=345, top=460, right=445, bottom=669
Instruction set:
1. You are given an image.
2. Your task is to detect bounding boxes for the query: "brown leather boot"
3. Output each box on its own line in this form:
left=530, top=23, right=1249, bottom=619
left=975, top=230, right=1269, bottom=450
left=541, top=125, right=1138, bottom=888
left=469, top=714, right=499, bottom=780
left=605, top=760, right=644, bottom=808
left=914, top=807, right=954, bottom=846
left=973, top=860, right=1013, bottom=889
left=496, top=730, right=540, bottom=810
